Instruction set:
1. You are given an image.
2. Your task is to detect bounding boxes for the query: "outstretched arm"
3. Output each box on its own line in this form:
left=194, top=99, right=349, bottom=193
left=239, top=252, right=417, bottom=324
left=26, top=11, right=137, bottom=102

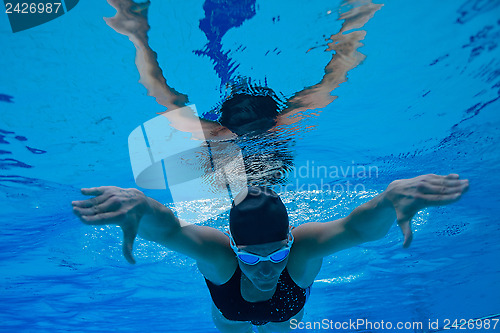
left=105, top=0, right=188, bottom=109
left=71, top=186, right=235, bottom=281
left=276, top=0, right=383, bottom=127
left=292, top=174, right=470, bottom=259
left=105, top=0, right=234, bottom=139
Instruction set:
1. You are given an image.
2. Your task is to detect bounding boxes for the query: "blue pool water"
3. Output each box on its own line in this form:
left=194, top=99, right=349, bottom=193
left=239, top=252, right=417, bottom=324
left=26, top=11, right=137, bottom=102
left=1, top=0, right=499, bottom=332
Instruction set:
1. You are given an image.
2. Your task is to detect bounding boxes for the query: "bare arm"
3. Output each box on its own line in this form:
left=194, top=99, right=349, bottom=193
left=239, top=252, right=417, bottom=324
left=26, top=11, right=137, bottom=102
left=71, top=186, right=235, bottom=281
left=292, top=174, right=470, bottom=259
left=105, top=0, right=188, bottom=109
left=105, top=0, right=234, bottom=139
left=276, top=0, right=383, bottom=127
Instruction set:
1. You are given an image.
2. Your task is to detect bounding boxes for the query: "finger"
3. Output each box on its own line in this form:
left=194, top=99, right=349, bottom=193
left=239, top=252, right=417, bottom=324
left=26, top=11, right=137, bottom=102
left=77, top=210, right=124, bottom=225
left=103, top=16, right=116, bottom=25
left=121, top=223, right=138, bottom=264
left=427, top=173, right=459, bottom=179
left=418, top=182, right=468, bottom=195
left=72, top=192, right=111, bottom=208
left=398, top=219, right=413, bottom=248
left=81, top=187, right=111, bottom=196
left=426, top=177, right=467, bottom=188
left=72, top=197, right=120, bottom=217
left=422, top=192, right=465, bottom=206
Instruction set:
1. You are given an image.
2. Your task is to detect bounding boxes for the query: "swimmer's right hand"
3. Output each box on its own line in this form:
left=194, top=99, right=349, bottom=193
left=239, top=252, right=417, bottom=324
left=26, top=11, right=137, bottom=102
left=72, top=186, right=151, bottom=264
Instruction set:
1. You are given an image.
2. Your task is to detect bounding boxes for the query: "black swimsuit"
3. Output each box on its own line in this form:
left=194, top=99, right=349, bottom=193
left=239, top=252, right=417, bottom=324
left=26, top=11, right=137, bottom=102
left=205, top=266, right=311, bottom=326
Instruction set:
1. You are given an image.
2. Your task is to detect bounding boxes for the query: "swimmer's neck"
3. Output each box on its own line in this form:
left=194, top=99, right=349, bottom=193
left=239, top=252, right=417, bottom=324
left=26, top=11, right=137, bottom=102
left=240, top=273, right=277, bottom=302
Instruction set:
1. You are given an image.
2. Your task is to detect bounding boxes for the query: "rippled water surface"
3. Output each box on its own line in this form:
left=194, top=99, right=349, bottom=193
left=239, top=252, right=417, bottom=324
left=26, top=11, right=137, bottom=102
left=1, top=0, right=499, bottom=332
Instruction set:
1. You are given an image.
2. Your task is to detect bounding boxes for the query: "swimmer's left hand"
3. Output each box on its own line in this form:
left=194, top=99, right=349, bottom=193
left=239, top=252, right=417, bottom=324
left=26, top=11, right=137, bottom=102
left=386, top=174, right=469, bottom=248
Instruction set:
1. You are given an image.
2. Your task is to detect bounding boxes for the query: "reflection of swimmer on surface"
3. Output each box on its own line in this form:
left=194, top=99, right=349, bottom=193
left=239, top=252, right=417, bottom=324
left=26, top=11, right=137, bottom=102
left=72, top=174, right=469, bottom=332
left=105, top=0, right=382, bottom=188
left=104, top=0, right=382, bottom=139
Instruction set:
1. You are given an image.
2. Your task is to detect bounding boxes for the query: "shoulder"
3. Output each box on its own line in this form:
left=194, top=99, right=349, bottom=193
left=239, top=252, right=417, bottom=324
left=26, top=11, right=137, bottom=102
left=164, top=221, right=238, bottom=284
left=199, top=259, right=238, bottom=286
left=286, top=224, right=324, bottom=288
left=195, top=231, right=238, bottom=285
left=286, top=255, right=322, bottom=289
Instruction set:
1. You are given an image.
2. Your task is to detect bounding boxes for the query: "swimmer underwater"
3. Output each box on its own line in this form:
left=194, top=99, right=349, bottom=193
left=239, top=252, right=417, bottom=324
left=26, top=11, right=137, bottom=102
left=72, top=1, right=470, bottom=331
left=72, top=174, right=469, bottom=332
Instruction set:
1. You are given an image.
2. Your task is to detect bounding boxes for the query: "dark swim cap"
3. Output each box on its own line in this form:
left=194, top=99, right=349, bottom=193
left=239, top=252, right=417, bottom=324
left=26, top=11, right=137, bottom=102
left=218, top=94, right=279, bottom=135
left=229, top=187, right=289, bottom=245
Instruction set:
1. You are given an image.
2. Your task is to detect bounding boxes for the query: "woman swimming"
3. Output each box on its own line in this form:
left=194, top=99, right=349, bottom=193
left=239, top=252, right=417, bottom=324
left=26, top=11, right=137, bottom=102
left=72, top=174, right=469, bottom=332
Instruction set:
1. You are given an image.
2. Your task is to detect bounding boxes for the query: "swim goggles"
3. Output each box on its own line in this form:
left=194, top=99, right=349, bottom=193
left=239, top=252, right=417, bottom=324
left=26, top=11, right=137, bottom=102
left=228, top=229, right=294, bottom=265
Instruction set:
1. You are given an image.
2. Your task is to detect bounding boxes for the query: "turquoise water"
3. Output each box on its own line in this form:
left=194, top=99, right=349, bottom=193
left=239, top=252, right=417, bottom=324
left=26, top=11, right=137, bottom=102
left=1, top=0, right=499, bottom=332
